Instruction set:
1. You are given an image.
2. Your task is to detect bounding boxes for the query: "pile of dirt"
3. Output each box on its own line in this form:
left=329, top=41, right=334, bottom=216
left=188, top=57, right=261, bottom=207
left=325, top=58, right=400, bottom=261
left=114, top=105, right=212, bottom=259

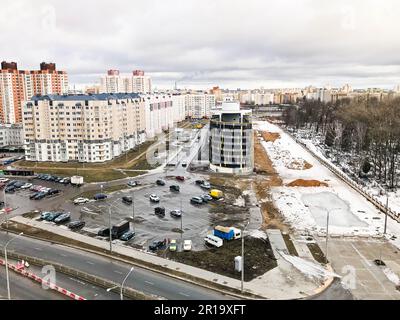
left=286, top=159, right=313, bottom=170
left=261, top=131, right=280, bottom=143
left=167, top=236, right=277, bottom=281
left=287, top=179, right=328, bottom=187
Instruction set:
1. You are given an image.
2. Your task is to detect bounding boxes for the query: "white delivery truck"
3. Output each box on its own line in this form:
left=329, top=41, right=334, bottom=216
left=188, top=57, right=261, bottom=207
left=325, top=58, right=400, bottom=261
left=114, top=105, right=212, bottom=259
left=71, top=175, right=84, bottom=187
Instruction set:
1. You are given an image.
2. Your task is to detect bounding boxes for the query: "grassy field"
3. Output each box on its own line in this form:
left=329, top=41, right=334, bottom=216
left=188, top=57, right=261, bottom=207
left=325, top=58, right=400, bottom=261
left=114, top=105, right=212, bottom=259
left=33, top=168, right=144, bottom=183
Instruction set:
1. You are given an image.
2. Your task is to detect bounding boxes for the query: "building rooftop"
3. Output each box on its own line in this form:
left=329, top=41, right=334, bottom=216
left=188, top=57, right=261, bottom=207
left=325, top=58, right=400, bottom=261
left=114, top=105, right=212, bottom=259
left=30, top=93, right=141, bottom=102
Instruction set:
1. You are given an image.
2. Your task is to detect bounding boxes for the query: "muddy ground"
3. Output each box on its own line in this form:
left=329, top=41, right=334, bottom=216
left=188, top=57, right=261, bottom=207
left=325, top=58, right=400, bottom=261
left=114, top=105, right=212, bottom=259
left=166, top=236, right=277, bottom=281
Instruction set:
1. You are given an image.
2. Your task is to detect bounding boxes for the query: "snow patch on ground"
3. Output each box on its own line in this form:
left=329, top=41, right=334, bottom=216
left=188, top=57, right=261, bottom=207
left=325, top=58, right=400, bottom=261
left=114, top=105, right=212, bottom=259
left=279, top=251, right=339, bottom=281
left=254, top=120, right=400, bottom=243
left=382, top=267, right=400, bottom=286
left=250, top=230, right=267, bottom=240
left=233, top=196, right=246, bottom=207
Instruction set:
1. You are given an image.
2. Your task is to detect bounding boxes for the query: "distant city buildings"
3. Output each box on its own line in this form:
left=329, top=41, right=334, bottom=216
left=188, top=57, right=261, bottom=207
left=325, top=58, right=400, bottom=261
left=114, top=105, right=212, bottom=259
left=0, top=61, right=68, bottom=124
left=185, top=93, right=215, bottom=118
left=100, top=69, right=152, bottom=94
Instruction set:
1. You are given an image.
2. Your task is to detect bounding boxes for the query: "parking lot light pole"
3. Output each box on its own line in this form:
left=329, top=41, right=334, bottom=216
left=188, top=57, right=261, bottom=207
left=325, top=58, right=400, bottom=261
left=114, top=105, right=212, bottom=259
left=325, top=208, right=341, bottom=264
left=3, top=188, right=7, bottom=234
left=5, top=232, right=24, bottom=300
left=241, top=221, right=249, bottom=293
left=108, top=207, right=112, bottom=253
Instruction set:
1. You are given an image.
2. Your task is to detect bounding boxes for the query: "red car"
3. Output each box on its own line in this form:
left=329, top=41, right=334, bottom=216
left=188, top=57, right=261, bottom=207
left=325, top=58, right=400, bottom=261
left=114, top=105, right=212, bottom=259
left=176, top=176, right=185, bottom=182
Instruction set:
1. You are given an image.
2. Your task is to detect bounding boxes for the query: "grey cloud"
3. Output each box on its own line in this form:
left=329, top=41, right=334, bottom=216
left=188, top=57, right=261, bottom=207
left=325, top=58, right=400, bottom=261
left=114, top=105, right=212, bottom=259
left=1, top=0, right=400, bottom=89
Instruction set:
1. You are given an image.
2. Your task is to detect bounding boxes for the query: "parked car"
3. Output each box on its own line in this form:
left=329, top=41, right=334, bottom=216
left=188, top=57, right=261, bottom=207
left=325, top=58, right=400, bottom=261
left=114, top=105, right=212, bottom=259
left=68, top=220, right=85, bottom=230
left=0, top=201, right=4, bottom=208
left=74, top=197, right=89, bottom=205
left=40, top=211, right=53, bottom=220
left=0, top=178, right=9, bottom=183
left=169, top=185, right=180, bottom=192
left=200, top=181, right=211, bottom=189
left=149, top=194, right=160, bottom=202
left=62, top=177, right=71, bottom=185
left=5, top=185, right=16, bottom=193
left=94, top=193, right=107, bottom=200
left=156, top=179, right=166, bottom=186
left=155, top=206, right=166, bottom=217
left=20, top=183, right=33, bottom=189
left=190, top=196, right=203, bottom=205
left=45, top=211, right=63, bottom=221
left=183, top=240, right=192, bottom=251
left=97, top=227, right=110, bottom=237
left=120, top=230, right=135, bottom=241
left=170, top=209, right=182, bottom=218
left=54, top=213, right=71, bottom=224
left=30, top=192, right=40, bottom=200
left=149, top=240, right=166, bottom=251
left=195, top=180, right=204, bottom=185
left=48, top=189, right=61, bottom=196
left=122, top=196, right=133, bottom=204
left=127, top=180, right=138, bottom=187
left=169, top=239, right=177, bottom=251
left=7, top=180, right=17, bottom=186
left=176, top=176, right=185, bottom=182
left=13, top=181, right=25, bottom=188
left=181, top=161, right=187, bottom=167
left=201, top=194, right=213, bottom=202
left=33, top=192, right=46, bottom=200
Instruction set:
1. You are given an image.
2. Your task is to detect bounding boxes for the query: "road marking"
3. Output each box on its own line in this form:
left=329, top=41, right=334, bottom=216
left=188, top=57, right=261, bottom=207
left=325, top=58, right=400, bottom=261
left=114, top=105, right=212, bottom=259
left=179, top=292, right=190, bottom=297
left=114, top=270, right=123, bottom=275
left=350, top=243, right=372, bottom=267
left=86, top=261, right=95, bottom=265
left=34, top=247, right=43, bottom=251
left=145, top=280, right=154, bottom=285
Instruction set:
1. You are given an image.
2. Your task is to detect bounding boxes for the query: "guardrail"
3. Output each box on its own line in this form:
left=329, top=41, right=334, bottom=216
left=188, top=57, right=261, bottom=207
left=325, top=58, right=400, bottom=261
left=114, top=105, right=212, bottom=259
left=0, top=250, right=162, bottom=300
left=282, top=128, right=400, bottom=223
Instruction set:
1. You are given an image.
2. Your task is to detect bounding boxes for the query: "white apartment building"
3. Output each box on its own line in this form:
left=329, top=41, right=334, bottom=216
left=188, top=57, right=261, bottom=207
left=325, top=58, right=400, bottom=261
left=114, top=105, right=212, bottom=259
left=184, top=93, right=215, bottom=118
left=23, top=93, right=146, bottom=162
left=0, top=123, right=24, bottom=147
left=100, top=70, right=152, bottom=94
left=143, top=94, right=176, bottom=139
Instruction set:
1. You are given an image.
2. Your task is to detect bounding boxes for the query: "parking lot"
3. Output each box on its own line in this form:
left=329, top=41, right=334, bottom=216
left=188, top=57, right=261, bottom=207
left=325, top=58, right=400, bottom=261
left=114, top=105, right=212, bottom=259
left=60, top=171, right=251, bottom=251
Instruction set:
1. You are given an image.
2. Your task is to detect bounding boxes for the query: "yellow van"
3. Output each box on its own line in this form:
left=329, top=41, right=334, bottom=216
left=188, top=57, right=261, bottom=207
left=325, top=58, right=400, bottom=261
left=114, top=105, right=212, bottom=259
left=209, top=189, right=224, bottom=199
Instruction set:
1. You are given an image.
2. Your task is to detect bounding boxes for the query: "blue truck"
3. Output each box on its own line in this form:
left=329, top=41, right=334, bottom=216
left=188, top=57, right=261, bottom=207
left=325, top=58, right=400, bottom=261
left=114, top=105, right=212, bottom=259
left=213, top=226, right=242, bottom=241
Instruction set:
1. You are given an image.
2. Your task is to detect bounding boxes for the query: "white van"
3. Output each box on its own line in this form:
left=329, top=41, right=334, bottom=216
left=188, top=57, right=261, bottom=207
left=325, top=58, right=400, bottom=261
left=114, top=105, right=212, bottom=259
left=204, top=234, right=223, bottom=248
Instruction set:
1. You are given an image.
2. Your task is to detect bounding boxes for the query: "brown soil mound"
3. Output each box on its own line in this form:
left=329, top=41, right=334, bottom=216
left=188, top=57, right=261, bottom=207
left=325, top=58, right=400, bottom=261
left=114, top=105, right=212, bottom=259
left=286, top=160, right=313, bottom=170
left=287, top=179, right=328, bottom=187
left=262, top=131, right=280, bottom=142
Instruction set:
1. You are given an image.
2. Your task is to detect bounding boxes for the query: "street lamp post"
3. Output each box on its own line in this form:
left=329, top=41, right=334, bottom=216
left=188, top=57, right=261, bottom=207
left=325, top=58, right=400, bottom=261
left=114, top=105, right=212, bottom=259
left=241, top=221, right=249, bottom=293
left=108, top=207, right=112, bottom=253
left=106, top=266, right=134, bottom=300
left=377, top=184, right=389, bottom=235
left=3, top=187, right=8, bottom=234
left=4, top=232, right=24, bottom=300
left=324, top=208, right=342, bottom=264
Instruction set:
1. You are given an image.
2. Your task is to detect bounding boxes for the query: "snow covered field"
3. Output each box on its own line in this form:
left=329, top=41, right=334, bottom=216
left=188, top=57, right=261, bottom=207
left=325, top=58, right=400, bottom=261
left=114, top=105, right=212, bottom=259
left=254, top=121, right=400, bottom=248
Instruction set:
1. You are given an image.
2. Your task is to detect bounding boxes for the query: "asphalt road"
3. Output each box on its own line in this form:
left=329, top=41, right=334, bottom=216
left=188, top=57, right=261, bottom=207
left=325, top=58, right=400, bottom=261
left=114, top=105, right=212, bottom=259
left=0, top=232, right=234, bottom=300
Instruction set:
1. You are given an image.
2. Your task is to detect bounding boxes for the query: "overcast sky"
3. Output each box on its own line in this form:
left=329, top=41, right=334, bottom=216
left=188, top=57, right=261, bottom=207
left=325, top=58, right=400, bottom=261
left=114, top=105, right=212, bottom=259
left=1, top=0, right=400, bottom=89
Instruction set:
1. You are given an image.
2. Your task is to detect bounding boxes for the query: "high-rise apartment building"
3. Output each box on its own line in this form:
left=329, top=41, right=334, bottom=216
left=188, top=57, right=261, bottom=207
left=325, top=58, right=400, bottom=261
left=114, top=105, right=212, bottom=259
left=100, top=70, right=152, bottom=94
left=23, top=93, right=146, bottom=162
left=0, top=61, right=68, bottom=124
left=185, top=93, right=215, bottom=118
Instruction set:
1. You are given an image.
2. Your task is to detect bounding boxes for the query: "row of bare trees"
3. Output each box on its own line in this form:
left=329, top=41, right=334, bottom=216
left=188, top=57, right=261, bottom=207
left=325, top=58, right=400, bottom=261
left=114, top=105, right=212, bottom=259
left=282, top=97, right=400, bottom=189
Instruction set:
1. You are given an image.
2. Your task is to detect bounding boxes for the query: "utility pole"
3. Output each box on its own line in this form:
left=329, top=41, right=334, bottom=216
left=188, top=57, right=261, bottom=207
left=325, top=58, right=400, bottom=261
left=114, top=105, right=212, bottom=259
left=4, top=187, right=8, bottom=234
left=241, top=221, right=249, bottom=293
left=325, top=210, right=330, bottom=264
left=132, top=191, right=135, bottom=232
left=384, top=190, right=389, bottom=235
left=5, top=232, right=24, bottom=300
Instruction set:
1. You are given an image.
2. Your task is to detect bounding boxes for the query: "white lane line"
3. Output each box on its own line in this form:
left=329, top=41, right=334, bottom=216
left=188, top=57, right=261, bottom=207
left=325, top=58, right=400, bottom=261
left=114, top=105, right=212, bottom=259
left=86, top=261, right=95, bottom=265
left=114, top=270, right=123, bottom=275
left=34, top=247, right=43, bottom=251
left=145, top=280, right=154, bottom=285
left=179, top=292, right=190, bottom=297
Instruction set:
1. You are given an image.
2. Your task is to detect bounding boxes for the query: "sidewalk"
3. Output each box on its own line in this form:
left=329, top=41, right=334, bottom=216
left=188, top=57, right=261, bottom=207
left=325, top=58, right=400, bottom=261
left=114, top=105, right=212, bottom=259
left=8, top=216, right=330, bottom=299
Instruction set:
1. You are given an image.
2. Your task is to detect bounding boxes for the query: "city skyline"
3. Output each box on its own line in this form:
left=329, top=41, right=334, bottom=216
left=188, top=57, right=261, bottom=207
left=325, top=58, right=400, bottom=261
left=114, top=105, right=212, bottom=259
left=1, top=0, right=400, bottom=89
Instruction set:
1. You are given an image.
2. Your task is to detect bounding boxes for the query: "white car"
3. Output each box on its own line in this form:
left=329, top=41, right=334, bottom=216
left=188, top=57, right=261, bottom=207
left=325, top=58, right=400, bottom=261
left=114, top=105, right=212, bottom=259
left=183, top=240, right=192, bottom=251
left=39, top=187, right=51, bottom=192
left=149, top=194, right=160, bottom=202
left=0, top=178, right=9, bottom=183
left=74, top=197, right=90, bottom=205
left=20, top=183, right=33, bottom=189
